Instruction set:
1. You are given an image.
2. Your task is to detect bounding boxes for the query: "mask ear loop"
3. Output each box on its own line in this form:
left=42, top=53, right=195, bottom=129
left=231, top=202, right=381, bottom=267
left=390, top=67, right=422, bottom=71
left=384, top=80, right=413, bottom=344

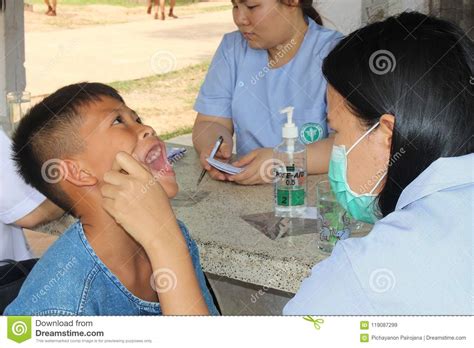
left=347, top=121, right=380, bottom=155
left=346, top=121, right=386, bottom=195
left=368, top=171, right=387, bottom=194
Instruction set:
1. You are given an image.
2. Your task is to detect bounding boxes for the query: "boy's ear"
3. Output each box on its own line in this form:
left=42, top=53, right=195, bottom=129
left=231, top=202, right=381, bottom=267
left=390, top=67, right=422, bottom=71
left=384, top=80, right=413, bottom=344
left=62, top=159, right=98, bottom=187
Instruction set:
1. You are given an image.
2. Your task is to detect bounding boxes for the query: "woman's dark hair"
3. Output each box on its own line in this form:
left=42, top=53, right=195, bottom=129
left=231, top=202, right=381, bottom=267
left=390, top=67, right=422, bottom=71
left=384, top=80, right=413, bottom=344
left=280, top=0, right=323, bottom=26
left=322, top=12, right=473, bottom=217
left=300, top=0, right=322, bottom=25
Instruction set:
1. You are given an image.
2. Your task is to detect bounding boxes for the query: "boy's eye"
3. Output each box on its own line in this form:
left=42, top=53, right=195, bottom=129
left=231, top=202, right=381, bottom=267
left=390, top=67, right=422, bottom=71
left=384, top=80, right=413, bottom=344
left=112, top=114, right=142, bottom=125
left=112, top=116, right=123, bottom=125
left=247, top=5, right=258, bottom=9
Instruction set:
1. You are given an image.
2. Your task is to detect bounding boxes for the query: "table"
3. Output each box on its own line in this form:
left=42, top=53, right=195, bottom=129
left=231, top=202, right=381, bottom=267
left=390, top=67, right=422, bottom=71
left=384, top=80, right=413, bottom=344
left=39, top=142, right=372, bottom=314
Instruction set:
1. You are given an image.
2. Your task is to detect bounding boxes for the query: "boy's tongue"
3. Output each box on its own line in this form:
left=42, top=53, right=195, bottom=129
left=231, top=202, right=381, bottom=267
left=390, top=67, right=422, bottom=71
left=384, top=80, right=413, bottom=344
left=143, top=144, right=174, bottom=175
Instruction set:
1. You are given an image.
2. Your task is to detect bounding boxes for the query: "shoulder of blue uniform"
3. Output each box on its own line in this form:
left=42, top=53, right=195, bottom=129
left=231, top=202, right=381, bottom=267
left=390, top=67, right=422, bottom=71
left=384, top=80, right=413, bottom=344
left=219, top=30, right=248, bottom=61
left=395, top=154, right=474, bottom=210
left=338, top=162, right=473, bottom=276
left=221, top=30, right=247, bottom=49
left=307, top=20, right=344, bottom=60
left=284, top=241, right=372, bottom=315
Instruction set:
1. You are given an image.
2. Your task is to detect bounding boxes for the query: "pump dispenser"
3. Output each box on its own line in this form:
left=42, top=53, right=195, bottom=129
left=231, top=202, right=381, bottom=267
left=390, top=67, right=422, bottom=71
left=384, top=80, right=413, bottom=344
left=273, top=106, right=307, bottom=217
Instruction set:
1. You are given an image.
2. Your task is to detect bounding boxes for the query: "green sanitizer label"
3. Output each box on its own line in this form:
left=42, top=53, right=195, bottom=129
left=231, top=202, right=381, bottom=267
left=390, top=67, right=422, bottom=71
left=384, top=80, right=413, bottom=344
left=277, top=188, right=305, bottom=206
left=276, top=166, right=306, bottom=207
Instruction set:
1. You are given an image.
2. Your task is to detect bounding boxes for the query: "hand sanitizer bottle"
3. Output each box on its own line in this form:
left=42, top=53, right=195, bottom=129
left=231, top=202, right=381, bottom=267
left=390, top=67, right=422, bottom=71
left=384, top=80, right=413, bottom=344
left=274, top=106, right=307, bottom=217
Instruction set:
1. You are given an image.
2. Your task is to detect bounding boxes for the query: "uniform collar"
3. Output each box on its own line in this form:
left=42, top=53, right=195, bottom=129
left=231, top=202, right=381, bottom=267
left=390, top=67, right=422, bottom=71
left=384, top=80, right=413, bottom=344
left=395, top=154, right=474, bottom=210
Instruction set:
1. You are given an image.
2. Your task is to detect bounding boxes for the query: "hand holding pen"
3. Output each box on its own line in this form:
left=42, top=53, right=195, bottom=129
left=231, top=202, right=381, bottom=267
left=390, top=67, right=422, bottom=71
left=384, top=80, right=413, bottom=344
left=197, top=136, right=232, bottom=184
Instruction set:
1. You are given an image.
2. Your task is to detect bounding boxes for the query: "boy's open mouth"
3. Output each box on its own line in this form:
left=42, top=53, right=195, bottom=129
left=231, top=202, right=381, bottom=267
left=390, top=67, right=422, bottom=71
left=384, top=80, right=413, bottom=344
left=140, top=141, right=175, bottom=177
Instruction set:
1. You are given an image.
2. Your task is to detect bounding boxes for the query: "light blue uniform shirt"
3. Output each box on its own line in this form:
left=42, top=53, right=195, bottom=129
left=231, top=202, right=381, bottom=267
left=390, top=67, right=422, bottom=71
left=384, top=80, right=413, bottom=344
left=284, top=154, right=473, bottom=315
left=194, top=19, right=342, bottom=156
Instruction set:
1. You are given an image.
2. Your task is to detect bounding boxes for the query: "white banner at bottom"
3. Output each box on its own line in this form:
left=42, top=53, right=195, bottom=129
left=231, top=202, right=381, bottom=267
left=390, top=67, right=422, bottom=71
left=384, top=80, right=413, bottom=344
left=0, top=316, right=472, bottom=347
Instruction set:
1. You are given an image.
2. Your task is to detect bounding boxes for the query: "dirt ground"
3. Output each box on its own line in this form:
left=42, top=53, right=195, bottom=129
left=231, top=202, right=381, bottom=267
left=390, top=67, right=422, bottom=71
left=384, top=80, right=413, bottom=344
left=110, top=63, right=209, bottom=137
left=30, top=61, right=210, bottom=138
left=26, top=3, right=229, bottom=137
left=25, top=2, right=232, bottom=32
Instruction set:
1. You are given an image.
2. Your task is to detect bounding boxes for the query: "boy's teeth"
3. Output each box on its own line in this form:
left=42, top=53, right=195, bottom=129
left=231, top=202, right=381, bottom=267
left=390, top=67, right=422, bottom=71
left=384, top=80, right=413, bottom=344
left=145, top=147, right=161, bottom=164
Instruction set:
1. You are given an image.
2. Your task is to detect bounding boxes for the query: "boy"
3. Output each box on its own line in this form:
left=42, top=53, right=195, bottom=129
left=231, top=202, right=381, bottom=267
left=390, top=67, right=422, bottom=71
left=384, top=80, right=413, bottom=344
left=4, top=82, right=218, bottom=315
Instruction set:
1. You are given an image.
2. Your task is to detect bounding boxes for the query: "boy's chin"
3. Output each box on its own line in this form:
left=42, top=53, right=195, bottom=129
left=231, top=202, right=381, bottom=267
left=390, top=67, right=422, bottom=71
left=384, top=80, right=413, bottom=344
left=156, top=176, right=179, bottom=199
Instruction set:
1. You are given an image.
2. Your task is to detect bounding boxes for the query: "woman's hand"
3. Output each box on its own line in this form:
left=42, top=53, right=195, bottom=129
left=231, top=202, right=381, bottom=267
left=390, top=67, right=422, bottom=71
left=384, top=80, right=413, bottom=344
left=228, top=148, right=274, bottom=185
left=101, top=151, right=176, bottom=246
left=199, top=140, right=233, bottom=181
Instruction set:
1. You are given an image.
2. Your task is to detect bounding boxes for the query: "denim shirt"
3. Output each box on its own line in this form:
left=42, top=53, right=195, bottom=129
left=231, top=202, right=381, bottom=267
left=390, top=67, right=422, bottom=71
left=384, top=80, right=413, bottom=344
left=5, top=220, right=219, bottom=315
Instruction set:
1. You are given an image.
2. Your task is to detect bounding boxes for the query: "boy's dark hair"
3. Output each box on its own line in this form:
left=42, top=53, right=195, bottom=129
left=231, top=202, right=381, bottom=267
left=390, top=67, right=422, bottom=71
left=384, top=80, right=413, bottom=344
left=12, top=82, right=124, bottom=214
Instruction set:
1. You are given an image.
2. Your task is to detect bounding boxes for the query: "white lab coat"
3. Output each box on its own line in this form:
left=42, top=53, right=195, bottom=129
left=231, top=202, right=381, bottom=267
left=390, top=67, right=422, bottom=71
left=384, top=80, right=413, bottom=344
left=0, top=129, right=45, bottom=260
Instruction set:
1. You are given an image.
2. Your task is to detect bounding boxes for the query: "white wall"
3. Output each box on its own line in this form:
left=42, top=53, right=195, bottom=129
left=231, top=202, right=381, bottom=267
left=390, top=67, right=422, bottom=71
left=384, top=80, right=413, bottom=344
left=317, top=0, right=363, bottom=34
left=316, top=0, right=429, bottom=34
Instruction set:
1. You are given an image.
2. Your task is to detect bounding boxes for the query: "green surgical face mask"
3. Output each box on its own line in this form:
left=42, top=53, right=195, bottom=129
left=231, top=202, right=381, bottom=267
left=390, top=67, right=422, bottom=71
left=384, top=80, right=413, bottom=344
left=328, top=122, right=386, bottom=224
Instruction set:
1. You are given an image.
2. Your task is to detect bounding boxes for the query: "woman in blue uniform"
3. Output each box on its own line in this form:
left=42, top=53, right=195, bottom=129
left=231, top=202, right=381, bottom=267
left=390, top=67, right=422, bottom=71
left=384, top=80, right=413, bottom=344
left=192, top=0, right=342, bottom=184
left=284, top=12, right=473, bottom=315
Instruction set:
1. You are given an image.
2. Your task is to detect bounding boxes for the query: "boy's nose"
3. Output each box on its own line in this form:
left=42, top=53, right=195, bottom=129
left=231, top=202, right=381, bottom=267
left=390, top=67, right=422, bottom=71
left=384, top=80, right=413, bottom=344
left=138, top=124, right=156, bottom=139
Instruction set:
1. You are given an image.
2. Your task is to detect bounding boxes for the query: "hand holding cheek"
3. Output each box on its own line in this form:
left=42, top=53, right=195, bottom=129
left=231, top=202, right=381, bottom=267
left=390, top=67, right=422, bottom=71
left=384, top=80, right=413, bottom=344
left=101, top=151, right=175, bottom=247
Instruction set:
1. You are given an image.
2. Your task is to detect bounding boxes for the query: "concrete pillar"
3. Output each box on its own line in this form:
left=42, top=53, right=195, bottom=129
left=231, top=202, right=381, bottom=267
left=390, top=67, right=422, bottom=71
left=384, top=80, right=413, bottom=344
left=0, top=0, right=26, bottom=129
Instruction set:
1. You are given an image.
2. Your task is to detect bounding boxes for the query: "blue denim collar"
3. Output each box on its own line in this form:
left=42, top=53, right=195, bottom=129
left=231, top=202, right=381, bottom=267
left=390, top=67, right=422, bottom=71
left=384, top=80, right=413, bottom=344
left=73, top=221, right=162, bottom=311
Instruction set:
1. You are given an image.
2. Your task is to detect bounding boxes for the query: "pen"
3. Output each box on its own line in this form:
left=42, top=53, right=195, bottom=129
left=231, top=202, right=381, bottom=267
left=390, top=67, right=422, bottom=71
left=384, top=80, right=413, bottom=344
left=197, top=136, right=224, bottom=186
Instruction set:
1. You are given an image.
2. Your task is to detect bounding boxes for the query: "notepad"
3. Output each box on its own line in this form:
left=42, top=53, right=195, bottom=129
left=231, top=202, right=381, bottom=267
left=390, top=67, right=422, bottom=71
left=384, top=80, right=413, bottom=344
left=206, top=157, right=243, bottom=175
left=167, top=147, right=187, bottom=164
